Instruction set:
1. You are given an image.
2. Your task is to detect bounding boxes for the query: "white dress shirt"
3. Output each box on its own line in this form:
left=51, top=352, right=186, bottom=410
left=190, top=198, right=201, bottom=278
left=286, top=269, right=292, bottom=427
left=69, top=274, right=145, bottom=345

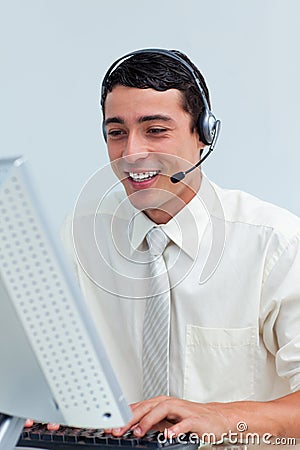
left=62, top=175, right=300, bottom=404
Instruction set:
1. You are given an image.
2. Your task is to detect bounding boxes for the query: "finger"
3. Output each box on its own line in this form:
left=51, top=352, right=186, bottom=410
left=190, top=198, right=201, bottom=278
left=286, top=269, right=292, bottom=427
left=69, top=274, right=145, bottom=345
left=133, top=398, right=182, bottom=437
left=47, top=423, right=60, bottom=431
left=131, top=396, right=169, bottom=412
left=111, top=397, right=167, bottom=436
left=111, top=419, right=140, bottom=436
left=24, top=419, right=34, bottom=428
left=167, top=414, right=224, bottom=442
left=167, top=417, right=200, bottom=437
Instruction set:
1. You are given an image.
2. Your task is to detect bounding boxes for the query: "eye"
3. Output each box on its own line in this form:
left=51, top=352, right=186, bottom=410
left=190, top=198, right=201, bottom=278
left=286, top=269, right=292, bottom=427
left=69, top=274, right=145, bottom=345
left=148, top=127, right=167, bottom=134
left=107, top=129, right=126, bottom=138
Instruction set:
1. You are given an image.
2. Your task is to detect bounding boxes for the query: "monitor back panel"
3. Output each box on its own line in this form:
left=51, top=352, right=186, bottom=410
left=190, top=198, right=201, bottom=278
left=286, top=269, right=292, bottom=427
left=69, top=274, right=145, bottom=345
left=0, top=156, right=131, bottom=428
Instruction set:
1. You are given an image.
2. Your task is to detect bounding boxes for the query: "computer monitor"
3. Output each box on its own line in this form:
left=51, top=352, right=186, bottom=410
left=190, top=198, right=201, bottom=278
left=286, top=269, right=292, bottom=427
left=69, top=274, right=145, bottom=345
left=0, top=156, right=132, bottom=450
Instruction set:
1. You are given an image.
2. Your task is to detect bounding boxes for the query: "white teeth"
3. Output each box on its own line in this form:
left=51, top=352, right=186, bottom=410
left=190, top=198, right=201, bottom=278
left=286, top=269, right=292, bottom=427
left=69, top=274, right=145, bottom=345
left=129, top=171, right=159, bottom=181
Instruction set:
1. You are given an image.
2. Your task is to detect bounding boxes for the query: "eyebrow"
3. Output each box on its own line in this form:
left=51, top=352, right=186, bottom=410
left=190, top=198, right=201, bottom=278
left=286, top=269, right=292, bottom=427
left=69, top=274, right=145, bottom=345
left=104, top=114, right=173, bottom=126
left=138, top=115, right=173, bottom=123
left=104, top=116, right=124, bottom=126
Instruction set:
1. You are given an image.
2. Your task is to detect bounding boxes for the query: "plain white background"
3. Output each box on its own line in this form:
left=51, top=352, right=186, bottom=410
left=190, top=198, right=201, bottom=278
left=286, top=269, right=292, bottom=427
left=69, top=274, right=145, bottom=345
left=0, top=0, right=299, bottom=231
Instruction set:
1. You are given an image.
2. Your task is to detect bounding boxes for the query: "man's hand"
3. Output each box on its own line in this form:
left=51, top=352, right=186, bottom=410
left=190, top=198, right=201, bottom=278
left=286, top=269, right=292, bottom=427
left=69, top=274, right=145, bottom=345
left=109, top=396, right=230, bottom=440
left=109, top=391, right=300, bottom=439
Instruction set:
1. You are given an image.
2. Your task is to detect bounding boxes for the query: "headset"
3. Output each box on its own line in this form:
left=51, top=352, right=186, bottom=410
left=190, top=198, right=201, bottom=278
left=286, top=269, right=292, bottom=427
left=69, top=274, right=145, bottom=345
left=100, top=48, right=220, bottom=146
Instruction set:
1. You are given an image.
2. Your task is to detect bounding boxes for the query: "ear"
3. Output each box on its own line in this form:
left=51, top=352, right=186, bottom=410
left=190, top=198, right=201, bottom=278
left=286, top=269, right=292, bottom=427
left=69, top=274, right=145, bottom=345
left=194, top=131, right=206, bottom=153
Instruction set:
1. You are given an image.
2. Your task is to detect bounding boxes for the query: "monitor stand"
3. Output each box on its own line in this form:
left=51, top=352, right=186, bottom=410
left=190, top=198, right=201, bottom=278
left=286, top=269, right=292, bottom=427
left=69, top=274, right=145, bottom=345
left=0, top=413, right=25, bottom=450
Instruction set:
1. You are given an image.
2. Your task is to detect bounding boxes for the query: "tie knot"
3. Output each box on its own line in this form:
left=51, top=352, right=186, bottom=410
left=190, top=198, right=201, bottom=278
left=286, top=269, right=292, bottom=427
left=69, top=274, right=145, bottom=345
left=146, top=227, right=169, bottom=257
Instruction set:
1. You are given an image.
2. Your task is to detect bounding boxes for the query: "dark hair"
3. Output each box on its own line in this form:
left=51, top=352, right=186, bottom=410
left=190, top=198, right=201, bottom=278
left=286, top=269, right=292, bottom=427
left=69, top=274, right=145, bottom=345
left=101, top=50, right=211, bottom=132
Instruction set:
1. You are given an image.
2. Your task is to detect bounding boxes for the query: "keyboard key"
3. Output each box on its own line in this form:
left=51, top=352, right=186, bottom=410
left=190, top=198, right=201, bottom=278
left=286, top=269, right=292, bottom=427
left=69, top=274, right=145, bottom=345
left=41, top=432, right=54, bottom=441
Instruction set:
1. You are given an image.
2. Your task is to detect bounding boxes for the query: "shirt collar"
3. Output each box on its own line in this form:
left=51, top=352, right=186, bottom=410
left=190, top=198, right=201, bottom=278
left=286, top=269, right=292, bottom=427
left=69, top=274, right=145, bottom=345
left=129, top=174, right=216, bottom=260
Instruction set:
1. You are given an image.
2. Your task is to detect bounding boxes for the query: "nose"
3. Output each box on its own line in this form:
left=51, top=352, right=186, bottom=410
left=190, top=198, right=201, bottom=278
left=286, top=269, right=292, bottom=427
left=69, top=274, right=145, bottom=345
left=122, top=130, right=149, bottom=164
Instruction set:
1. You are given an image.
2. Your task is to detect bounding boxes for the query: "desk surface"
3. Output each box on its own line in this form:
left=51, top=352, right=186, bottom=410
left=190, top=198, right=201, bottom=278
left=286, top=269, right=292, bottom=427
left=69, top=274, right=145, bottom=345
left=211, top=442, right=300, bottom=450
left=14, top=441, right=300, bottom=450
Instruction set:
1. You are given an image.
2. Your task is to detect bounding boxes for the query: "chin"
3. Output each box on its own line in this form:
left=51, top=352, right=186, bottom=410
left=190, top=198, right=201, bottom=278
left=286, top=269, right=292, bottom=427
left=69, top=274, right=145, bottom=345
left=126, top=189, right=163, bottom=211
left=128, top=190, right=183, bottom=220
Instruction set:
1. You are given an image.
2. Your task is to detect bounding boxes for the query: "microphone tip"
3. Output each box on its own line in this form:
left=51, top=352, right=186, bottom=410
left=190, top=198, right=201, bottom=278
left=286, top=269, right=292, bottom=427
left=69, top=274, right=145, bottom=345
left=170, top=171, right=185, bottom=184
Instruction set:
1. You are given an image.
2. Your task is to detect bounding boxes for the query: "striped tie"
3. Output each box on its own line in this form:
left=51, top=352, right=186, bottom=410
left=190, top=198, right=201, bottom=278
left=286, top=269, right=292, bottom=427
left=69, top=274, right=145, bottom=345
left=142, top=227, right=170, bottom=399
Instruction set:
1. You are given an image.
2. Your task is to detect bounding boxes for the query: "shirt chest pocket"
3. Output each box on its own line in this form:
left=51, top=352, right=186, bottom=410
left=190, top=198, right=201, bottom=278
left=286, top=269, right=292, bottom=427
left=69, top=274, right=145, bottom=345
left=183, top=325, right=256, bottom=402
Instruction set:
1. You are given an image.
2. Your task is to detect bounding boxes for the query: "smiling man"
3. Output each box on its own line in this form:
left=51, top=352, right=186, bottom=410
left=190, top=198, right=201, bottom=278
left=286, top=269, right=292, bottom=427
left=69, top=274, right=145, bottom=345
left=65, top=49, right=300, bottom=439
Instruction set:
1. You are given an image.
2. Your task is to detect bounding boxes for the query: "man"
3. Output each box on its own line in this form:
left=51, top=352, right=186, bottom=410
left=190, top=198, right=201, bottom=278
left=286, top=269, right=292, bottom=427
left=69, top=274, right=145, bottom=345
left=64, top=49, right=300, bottom=439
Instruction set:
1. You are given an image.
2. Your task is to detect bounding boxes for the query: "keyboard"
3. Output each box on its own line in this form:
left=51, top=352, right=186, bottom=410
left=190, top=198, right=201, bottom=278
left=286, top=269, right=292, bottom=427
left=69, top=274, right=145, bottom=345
left=17, top=424, right=200, bottom=450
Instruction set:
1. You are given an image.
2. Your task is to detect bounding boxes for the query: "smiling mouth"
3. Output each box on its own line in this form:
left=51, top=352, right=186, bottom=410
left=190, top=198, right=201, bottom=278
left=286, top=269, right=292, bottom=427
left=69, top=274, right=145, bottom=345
left=128, top=171, right=160, bottom=182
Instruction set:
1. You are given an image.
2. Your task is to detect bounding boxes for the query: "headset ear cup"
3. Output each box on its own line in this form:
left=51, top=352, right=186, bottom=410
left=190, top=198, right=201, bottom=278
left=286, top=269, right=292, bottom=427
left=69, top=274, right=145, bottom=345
left=197, top=109, right=217, bottom=146
left=102, top=120, right=107, bottom=142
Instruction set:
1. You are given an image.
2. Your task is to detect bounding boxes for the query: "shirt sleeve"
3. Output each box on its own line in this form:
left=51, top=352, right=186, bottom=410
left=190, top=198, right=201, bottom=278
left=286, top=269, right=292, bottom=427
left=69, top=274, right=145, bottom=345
left=260, top=232, right=300, bottom=392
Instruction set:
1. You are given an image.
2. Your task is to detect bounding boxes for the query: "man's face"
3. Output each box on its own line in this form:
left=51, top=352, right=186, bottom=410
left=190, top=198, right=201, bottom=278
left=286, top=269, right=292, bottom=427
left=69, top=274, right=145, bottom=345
left=104, top=85, right=204, bottom=223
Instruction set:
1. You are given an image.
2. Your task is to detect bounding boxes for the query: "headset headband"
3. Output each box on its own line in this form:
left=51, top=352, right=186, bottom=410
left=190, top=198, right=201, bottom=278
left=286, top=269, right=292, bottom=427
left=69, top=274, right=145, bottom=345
left=100, top=48, right=219, bottom=145
left=100, top=48, right=210, bottom=111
